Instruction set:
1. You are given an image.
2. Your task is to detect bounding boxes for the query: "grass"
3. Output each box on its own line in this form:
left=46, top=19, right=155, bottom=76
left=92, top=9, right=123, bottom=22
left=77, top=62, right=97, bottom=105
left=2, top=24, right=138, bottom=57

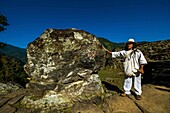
left=98, top=67, right=125, bottom=94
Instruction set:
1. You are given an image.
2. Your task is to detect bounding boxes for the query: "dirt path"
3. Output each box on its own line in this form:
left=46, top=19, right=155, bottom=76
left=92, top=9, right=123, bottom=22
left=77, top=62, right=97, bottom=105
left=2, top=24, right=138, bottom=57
left=133, top=84, right=170, bottom=113
left=73, top=84, right=170, bottom=113
left=0, top=84, right=169, bottom=113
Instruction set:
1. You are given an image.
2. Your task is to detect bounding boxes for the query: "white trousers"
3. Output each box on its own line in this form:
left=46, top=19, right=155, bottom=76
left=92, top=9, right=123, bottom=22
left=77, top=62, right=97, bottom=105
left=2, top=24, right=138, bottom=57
left=123, top=74, right=142, bottom=95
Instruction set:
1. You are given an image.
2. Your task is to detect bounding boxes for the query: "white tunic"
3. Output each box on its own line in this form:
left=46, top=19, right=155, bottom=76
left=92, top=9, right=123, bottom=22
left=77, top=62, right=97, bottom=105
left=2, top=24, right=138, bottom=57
left=112, top=49, right=147, bottom=76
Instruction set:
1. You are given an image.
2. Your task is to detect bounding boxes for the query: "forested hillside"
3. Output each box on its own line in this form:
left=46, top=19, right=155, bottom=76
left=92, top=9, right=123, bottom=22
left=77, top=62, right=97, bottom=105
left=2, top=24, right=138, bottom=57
left=0, top=43, right=26, bottom=63
left=0, top=43, right=27, bottom=86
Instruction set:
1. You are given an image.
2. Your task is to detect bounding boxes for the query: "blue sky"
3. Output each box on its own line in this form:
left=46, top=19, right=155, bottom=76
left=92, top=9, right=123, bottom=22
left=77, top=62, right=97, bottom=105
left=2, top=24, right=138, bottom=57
left=0, top=0, right=170, bottom=48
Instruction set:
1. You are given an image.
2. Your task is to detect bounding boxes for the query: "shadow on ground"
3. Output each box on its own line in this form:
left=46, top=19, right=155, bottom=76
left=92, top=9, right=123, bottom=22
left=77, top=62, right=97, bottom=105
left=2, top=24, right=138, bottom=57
left=102, top=81, right=123, bottom=94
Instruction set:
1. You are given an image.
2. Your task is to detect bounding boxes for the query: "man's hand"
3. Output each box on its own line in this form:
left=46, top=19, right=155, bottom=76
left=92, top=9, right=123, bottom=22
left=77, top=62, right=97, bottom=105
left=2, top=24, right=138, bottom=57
left=138, top=65, right=145, bottom=74
left=102, top=45, right=112, bottom=54
left=138, top=68, right=144, bottom=74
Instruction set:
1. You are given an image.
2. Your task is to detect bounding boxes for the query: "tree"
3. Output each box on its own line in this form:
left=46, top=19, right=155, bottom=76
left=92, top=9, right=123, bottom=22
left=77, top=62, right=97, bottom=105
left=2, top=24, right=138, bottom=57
left=0, top=14, right=9, bottom=32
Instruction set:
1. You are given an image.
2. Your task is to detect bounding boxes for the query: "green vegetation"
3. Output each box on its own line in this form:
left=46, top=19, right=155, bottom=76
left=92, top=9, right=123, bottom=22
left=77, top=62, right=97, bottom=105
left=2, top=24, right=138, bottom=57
left=0, top=14, right=9, bottom=32
left=0, top=42, right=7, bottom=48
left=99, top=67, right=124, bottom=92
left=0, top=54, right=28, bottom=86
left=98, top=37, right=124, bottom=51
left=0, top=43, right=27, bottom=86
left=0, top=31, right=168, bottom=90
left=0, top=43, right=26, bottom=63
left=0, top=14, right=28, bottom=86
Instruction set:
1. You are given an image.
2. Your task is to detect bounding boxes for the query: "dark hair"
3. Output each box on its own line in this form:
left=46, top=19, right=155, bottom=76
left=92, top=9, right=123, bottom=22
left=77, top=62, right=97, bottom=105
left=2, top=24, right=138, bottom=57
left=124, top=42, right=137, bottom=51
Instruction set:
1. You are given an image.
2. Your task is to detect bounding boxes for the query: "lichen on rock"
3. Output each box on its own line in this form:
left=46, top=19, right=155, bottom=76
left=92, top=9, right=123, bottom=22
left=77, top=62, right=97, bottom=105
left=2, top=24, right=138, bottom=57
left=23, top=28, right=106, bottom=111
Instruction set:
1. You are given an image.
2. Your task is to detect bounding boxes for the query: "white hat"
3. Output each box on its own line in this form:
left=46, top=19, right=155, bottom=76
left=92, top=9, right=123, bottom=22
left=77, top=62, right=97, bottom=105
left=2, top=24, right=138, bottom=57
left=126, top=38, right=136, bottom=44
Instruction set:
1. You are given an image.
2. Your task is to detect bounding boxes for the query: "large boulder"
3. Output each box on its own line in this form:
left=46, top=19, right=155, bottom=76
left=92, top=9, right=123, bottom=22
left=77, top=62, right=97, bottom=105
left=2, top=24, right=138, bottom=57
left=22, top=28, right=106, bottom=111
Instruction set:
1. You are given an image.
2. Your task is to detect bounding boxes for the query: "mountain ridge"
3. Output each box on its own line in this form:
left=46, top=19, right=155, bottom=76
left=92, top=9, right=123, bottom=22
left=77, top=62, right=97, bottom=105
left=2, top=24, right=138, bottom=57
left=0, top=38, right=170, bottom=63
left=0, top=42, right=26, bottom=63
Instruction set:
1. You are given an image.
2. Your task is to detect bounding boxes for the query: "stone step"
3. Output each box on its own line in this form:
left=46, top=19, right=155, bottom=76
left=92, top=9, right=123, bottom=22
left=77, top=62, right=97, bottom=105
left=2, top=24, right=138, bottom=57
left=4, top=89, right=27, bottom=98
left=0, top=97, right=11, bottom=107
left=15, top=108, right=33, bottom=113
left=0, top=104, right=16, bottom=113
left=0, top=89, right=28, bottom=113
left=8, top=93, right=26, bottom=105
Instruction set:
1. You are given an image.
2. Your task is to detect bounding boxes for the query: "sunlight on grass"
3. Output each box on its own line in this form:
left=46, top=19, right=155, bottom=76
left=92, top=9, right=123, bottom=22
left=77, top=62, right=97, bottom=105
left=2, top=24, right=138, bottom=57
left=98, top=67, right=125, bottom=91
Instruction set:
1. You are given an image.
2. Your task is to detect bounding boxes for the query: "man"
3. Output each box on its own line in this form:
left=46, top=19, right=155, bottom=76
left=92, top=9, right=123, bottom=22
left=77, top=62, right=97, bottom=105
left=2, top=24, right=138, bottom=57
left=105, top=38, right=147, bottom=100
